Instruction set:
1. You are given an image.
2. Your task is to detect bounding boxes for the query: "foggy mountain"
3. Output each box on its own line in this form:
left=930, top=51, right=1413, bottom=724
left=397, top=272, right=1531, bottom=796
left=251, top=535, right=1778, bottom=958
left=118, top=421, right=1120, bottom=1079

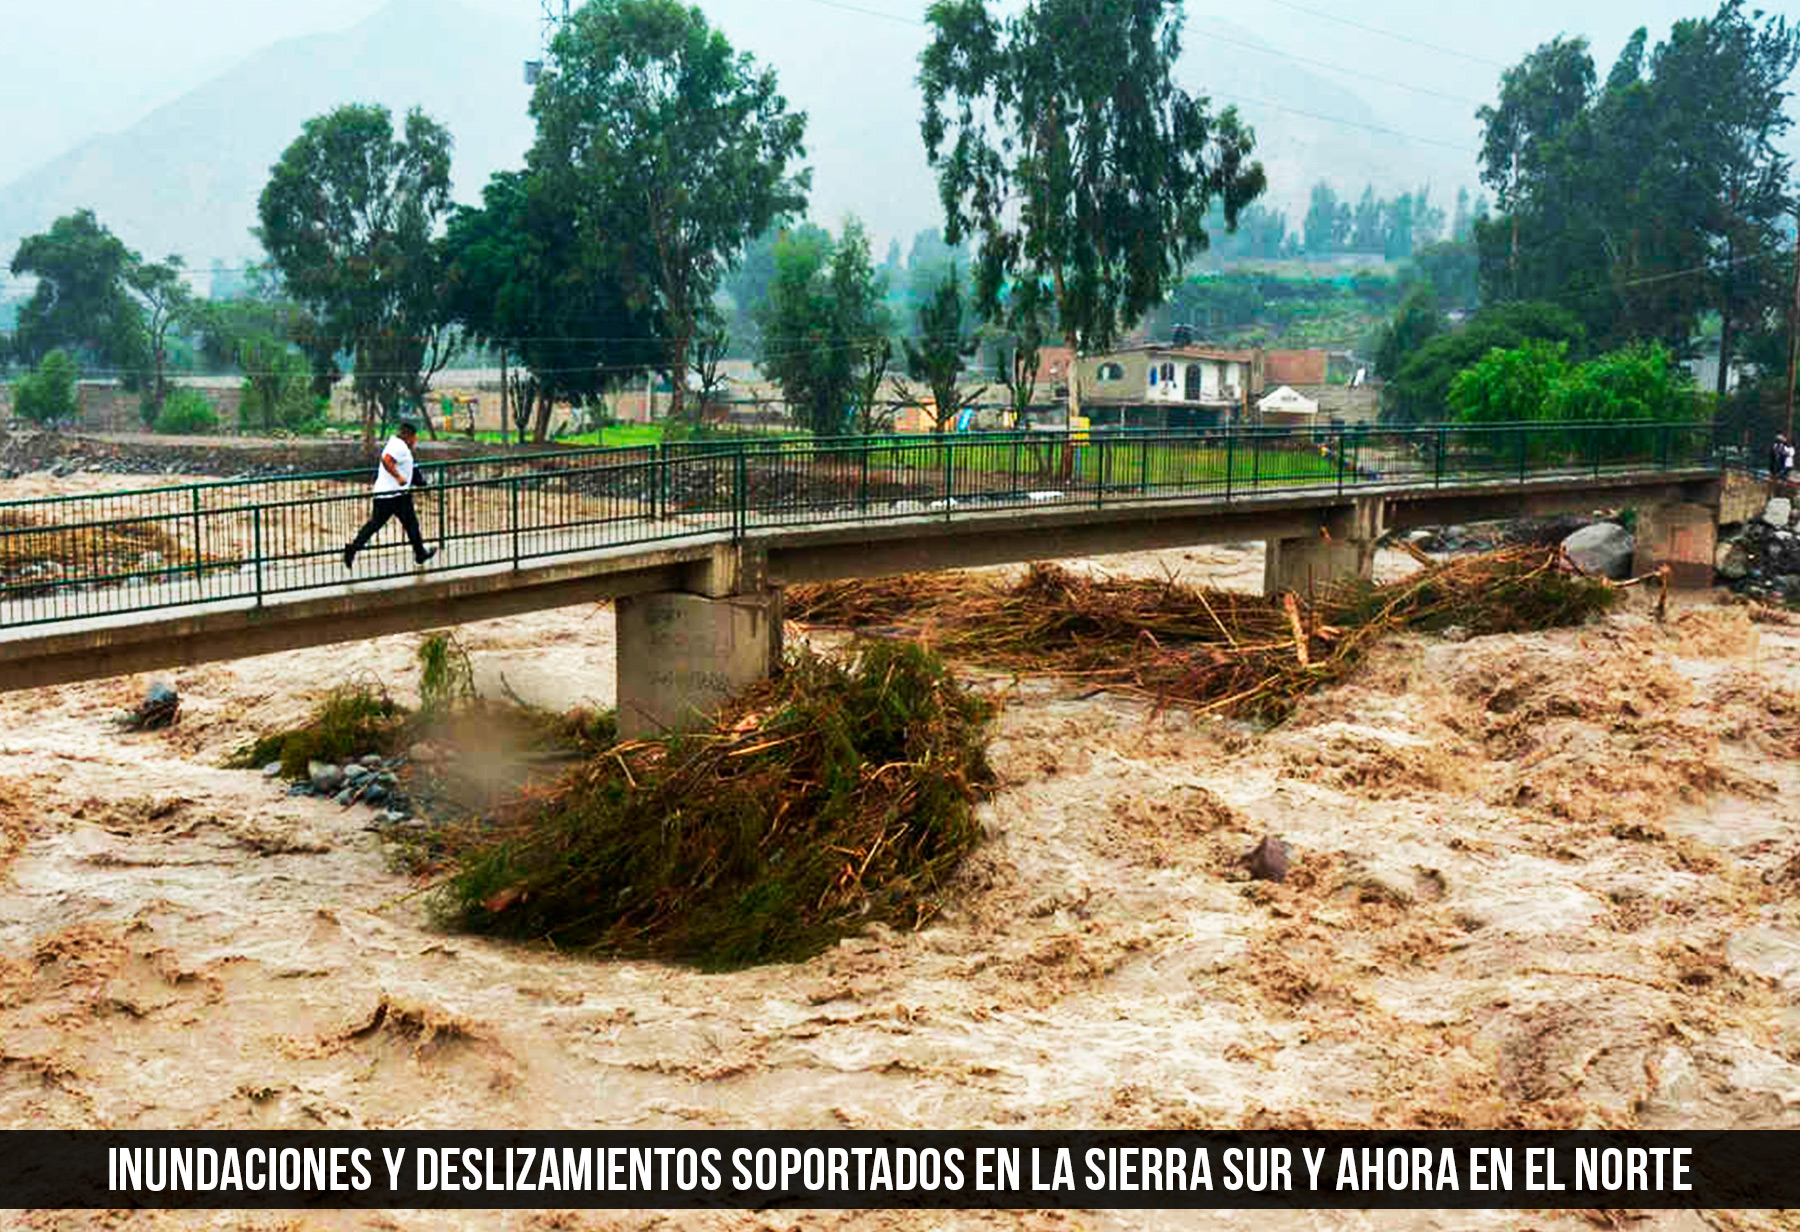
left=0, top=0, right=535, bottom=275
left=0, top=0, right=1476, bottom=280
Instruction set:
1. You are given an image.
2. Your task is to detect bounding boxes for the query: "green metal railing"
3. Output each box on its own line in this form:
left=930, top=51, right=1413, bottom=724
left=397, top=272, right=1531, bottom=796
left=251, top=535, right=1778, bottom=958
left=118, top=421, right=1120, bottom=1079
left=0, top=420, right=1718, bottom=631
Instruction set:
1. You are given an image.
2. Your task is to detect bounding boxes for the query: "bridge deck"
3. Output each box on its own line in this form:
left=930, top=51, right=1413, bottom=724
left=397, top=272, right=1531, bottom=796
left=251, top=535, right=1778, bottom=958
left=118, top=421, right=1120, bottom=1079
left=0, top=434, right=1722, bottom=693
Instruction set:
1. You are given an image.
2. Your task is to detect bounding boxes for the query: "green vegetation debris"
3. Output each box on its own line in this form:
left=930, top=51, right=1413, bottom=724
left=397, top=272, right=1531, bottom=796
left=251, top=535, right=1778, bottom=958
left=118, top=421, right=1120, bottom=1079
left=226, top=681, right=406, bottom=777
left=440, top=642, right=994, bottom=970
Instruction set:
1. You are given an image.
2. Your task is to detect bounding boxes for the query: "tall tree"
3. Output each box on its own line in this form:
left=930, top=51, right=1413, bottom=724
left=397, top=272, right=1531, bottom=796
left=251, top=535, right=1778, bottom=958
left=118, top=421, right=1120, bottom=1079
left=530, top=0, right=809, bottom=425
left=128, top=255, right=192, bottom=415
left=1350, top=185, right=1383, bottom=253
left=757, top=219, right=890, bottom=435
left=986, top=275, right=1052, bottom=428
left=9, top=210, right=148, bottom=380
left=1303, top=181, right=1349, bottom=256
left=900, top=265, right=985, bottom=433
left=256, top=103, right=455, bottom=444
left=919, top=0, right=1266, bottom=429
left=442, top=169, right=655, bottom=443
left=1475, top=5, right=1799, bottom=361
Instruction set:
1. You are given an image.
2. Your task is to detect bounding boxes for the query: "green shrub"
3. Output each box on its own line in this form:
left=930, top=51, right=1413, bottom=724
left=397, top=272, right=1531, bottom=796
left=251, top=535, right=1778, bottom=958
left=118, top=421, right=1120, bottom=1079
left=226, top=683, right=407, bottom=778
left=153, top=388, right=221, bottom=434
left=238, top=337, right=317, bottom=431
left=13, top=349, right=79, bottom=423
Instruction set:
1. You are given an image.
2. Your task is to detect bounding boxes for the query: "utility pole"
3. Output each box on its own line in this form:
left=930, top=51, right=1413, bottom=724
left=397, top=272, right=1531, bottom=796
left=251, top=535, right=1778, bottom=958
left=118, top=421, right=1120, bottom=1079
left=1788, top=203, right=1800, bottom=442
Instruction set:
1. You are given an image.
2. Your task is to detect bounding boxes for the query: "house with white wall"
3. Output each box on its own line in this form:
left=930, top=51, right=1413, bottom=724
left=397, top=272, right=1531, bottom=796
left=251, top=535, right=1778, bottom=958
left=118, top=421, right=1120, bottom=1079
left=1074, top=344, right=1266, bottom=427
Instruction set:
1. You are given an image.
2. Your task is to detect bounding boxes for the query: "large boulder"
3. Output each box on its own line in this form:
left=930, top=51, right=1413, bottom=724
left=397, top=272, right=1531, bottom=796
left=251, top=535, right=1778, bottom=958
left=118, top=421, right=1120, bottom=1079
left=1715, top=540, right=1750, bottom=581
left=1761, top=497, right=1792, bottom=528
left=1562, top=522, right=1635, bottom=580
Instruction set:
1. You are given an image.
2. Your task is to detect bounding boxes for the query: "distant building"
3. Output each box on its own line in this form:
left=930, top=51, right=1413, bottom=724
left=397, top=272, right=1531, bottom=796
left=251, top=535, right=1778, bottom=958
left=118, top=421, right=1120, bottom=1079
left=1257, top=385, right=1320, bottom=427
left=1264, top=349, right=1329, bottom=387
left=1074, top=342, right=1266, bottom=428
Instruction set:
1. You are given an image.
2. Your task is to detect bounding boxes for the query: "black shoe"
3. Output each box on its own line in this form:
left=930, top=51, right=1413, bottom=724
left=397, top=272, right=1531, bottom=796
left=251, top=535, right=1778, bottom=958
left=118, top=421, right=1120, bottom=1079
left=415, top=548, right=438, bottom=566
left=343, top=545, right=354, bottom=569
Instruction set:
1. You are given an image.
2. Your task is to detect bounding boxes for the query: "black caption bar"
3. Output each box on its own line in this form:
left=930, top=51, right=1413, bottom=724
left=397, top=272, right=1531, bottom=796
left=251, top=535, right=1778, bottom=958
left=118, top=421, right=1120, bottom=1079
left=2, top=1130, right=1790, bottom=1210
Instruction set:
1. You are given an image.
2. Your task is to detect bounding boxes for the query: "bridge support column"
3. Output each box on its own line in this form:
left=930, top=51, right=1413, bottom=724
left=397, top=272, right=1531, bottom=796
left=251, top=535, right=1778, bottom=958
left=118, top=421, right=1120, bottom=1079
left=615, top=588, right=783, bottom=739
left=1632, top=503, right=1718, bottom=590
left=1263, top=535, right=1374, bottom=597
left=1263, top=497, right=1384, bottom=598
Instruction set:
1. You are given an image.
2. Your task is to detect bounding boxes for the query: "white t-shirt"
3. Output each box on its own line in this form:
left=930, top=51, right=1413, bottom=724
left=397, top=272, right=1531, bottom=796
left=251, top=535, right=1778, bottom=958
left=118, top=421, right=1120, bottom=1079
left=372, top=434, right=415, bottom=496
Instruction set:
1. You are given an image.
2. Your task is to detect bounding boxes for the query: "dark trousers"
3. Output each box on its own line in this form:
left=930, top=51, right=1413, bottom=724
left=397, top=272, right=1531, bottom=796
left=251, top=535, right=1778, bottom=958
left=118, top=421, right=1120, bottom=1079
left=346, top=492, right=428, bottom=563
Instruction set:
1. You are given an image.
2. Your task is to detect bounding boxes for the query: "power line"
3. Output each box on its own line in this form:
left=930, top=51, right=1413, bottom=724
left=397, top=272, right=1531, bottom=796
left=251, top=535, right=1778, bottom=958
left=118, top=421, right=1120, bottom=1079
left=783, top=0, right=1485, bottom=154
left=792, top=0, right=922, bottom=26
left=1253, top=0, right=1508, bottom=69
left=1195, top=30, right=1487, bottom=109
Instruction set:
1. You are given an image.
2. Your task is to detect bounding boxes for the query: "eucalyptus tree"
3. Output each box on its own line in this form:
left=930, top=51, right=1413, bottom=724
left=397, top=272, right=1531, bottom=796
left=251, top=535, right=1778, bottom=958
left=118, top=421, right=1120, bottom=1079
left=257, top=103, right=455, bottom=443
left=529, top=0, right=809, bottom=424
left=919, top=0, right=1266, bottom=425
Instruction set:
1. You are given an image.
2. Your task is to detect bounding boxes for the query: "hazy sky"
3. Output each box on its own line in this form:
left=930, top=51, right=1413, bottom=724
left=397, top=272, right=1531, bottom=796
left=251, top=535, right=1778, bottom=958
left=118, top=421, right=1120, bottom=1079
left=0, top=0, right=1775, bottom=190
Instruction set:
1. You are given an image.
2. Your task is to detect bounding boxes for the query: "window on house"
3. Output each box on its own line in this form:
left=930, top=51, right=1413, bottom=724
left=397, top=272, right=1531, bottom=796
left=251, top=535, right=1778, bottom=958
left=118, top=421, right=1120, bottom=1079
left=1098, top=362, right=1124, bottom=382
left=1148, top=367, right=1157, bottom=386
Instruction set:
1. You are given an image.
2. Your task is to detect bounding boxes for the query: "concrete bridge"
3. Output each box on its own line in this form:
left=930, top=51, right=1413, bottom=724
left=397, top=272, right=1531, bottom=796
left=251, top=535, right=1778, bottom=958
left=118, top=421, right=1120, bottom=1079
left=0, top=424, right=1750, bottom=734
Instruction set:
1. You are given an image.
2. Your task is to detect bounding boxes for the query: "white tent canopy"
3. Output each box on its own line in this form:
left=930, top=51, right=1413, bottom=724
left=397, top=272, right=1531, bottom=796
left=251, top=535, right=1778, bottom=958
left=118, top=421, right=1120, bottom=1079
left=1257, top=385, right=1319, bottom=416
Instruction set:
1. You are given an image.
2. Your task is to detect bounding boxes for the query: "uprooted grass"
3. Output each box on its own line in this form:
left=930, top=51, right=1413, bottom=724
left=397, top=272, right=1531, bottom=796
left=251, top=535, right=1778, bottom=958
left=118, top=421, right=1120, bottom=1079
left=225, top=680, right=408, bottom=778
left=438, top=641, right=995, bottom=970
left=787, top=548, right=1624, bottom=722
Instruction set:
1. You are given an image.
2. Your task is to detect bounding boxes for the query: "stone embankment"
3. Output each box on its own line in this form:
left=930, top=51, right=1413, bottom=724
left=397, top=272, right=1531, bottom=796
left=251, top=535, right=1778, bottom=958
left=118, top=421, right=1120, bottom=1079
left=0, top=429, right=578, bottom=482
left=1716, top=493, right=1800, bottom=602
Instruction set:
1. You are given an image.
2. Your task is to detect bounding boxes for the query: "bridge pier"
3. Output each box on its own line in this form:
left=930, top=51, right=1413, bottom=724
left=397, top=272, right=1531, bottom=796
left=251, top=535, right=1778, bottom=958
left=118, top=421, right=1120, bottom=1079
left=614, top=544, right=783, bottom=739
left=1633, top=502, right=1718, bottom=589
left=1263, top=535, right=1374, bottom=597
left=614, top=590, right=783, bottom=739
left=1263, top=498, right=1384, bottom=598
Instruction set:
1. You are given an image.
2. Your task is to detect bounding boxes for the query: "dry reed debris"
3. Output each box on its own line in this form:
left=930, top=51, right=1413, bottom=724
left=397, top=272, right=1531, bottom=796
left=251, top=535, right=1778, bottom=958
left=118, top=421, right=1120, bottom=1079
left=787, top=550, right=1624, bottom=721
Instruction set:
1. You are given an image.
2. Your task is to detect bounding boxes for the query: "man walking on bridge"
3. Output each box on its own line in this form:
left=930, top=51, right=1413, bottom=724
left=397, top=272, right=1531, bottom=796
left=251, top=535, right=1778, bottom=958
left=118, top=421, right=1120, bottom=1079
left=343, top=418, right=437, bottom=570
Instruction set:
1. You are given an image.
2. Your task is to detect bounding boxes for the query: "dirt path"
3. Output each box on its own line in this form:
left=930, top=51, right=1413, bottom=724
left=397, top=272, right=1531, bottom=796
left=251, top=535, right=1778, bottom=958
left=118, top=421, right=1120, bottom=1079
left=0, top=484, right=1796, bottom=1231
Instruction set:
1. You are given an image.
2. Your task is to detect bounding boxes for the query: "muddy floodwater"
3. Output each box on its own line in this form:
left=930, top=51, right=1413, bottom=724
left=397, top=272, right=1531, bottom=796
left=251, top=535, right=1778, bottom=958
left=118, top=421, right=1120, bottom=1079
left=2, top=474, right=1798, bottom=1232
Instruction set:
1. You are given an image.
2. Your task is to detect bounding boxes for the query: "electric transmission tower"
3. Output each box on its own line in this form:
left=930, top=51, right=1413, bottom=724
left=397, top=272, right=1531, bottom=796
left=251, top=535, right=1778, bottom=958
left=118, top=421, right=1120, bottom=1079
left=525, top=0, right=571, bottom=84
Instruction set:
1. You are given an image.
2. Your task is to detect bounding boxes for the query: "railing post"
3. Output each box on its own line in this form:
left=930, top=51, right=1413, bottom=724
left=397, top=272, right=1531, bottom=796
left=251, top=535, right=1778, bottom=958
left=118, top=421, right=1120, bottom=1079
left=190, top=487, right=202, bottom=595
left=1335, top=425, right=1346, bottom=496
left=943, top=434, right=953, bottom=516
left=435, top=470, right=446, bottom=553
left=1224, top=427, right=1235, bottom=501
left=655, top=442, right=667, bottom=524
left=1139, top=431, right=1150, bottom=495
left=1517, top=428, right=1528, bottom=483
left=859, top=439, right=869, bottom=513
left=1435, top=425, right=1446, bottom=487
left=1251, top=430, right=1262, bottom=492
left=510, top=475, right=520, bottom=569
left=734, top=446, right=747, bottom=540
left=1658, top=424, right=1671, bottom=471
left=252, top=506, right=264, bottom=608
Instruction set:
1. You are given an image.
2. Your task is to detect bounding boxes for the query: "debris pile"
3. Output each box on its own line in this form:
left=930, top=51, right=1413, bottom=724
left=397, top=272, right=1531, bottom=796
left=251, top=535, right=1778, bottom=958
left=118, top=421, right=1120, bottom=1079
left=441, top=642, right=995, bottom=969
left=788, top=550, right=1626, bottom=721
left=116, top=681, right=180, bottom=731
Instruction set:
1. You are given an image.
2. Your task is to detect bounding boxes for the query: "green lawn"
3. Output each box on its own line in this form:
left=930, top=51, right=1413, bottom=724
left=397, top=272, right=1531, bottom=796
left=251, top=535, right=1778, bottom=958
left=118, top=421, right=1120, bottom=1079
left=835, top=436, right=1345, bottom=488
left=463, top=424, right=664, bottom=449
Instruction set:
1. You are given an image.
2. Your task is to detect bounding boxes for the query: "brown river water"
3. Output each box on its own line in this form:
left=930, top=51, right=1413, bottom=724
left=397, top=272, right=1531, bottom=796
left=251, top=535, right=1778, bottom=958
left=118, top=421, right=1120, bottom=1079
left=2, top=474, right=1797, bottom=1232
